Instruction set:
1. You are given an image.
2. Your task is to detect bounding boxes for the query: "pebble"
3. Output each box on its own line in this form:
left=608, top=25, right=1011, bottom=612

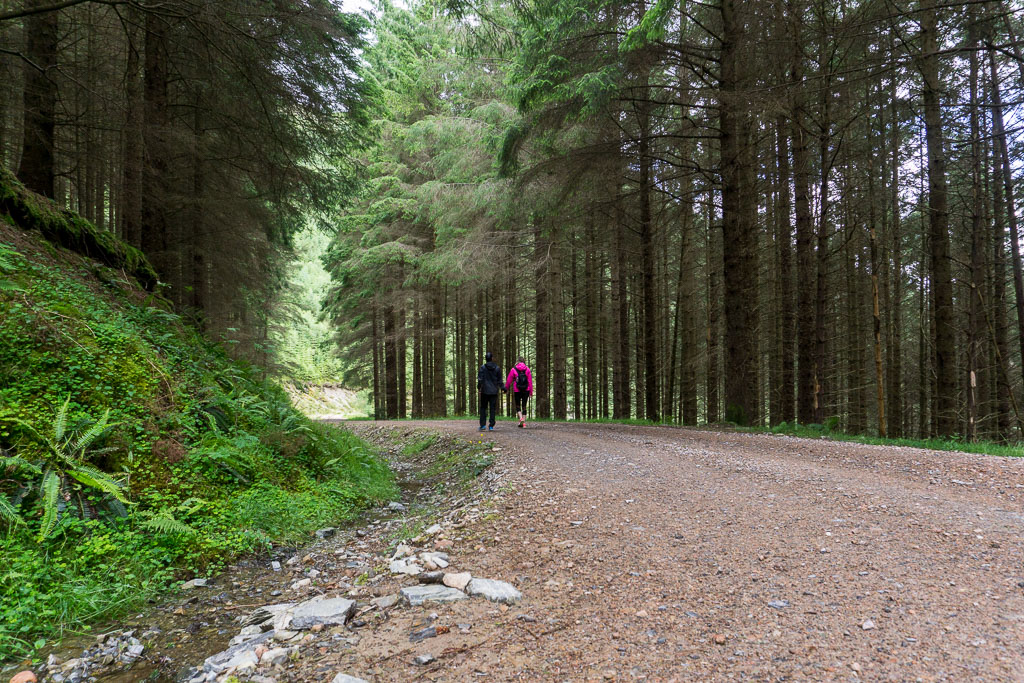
left=271, top=561, right=282, bottom=572
left=418, top=571, right=444, bottom=584
left=409, top=626, right=441, bottom=642
left=414, top=654, right=436, bottom=665
left=424, top=524, right=442, bottom=536
left=713, top=634, right=727, bottom=645
left=182, top=578, right=208, bottom=589
left=767, top=600, right=789, bottom=609
left=862, top=619, right=876, bottom=631
left=9, top=672, right=36, bottom=683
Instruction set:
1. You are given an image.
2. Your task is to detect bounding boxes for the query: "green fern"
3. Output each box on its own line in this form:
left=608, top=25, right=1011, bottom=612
left=67, top=465, right=127, bottom=503
left=0, top=454, right=41, bottom=475
left=0, top=495, right=22, bottom=526
left=37, top=469, right=62, bottom=541
left=140, top=512, right=195, bottom=536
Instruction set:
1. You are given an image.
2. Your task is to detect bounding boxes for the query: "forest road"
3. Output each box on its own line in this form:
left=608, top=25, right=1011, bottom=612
left=354, top=420, right=1024, bottom=682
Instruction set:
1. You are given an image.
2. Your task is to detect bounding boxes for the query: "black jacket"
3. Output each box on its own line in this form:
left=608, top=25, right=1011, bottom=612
left=478, top=361, right=504, bottom=395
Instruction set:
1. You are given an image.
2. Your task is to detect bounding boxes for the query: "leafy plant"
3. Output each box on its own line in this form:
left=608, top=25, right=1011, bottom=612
left=0, top=242, right=22, bottom=292
left=1, top=398, right=128, bottom=539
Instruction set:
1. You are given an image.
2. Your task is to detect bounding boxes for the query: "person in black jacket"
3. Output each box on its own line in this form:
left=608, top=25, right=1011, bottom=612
left=477, top=351, right=505, bottom=431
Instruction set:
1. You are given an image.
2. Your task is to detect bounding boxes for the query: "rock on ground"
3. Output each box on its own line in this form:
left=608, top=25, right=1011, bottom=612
left=465, top=578, right=522, bottom=604
left=331, top=674, right=369, bottom=683
left=442, top=572, right=472, bottom=590
left=276, top=595, right=356, bottom=630
left=400, top=585, right=468, bottom=606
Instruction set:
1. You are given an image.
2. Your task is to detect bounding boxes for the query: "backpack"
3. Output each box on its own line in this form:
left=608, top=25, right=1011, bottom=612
left=516, top=368, right=529, bottom=392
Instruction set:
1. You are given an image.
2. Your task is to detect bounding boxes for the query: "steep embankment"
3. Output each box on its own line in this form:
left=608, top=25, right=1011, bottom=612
left=0, top=170, right=395, bottom=663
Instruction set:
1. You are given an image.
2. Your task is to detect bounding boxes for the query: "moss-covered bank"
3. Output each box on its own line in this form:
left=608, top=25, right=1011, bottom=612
left=0, top=173, right=394, bottom=662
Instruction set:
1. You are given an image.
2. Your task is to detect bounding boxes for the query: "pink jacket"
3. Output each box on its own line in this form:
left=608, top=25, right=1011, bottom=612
left=505, top=362, right=533, bottom=395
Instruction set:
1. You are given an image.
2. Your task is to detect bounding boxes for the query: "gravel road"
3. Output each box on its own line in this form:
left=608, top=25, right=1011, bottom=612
left=343, top=420, right=1024, bottom=682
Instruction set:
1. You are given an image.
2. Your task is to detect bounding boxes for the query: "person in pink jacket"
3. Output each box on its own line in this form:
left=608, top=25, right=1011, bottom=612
left=505, top=356, right=534, bottom=428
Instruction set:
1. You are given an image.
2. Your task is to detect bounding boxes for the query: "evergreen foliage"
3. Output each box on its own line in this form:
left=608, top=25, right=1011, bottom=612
left=328, top=0, right=1024, bottom=444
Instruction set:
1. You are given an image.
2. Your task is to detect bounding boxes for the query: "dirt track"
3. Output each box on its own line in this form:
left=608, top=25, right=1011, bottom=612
left=330, top=420, right=1024, bottom=682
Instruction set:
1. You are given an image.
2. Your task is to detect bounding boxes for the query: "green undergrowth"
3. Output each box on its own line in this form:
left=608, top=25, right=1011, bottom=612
left=0, top=181, right=395, bottom=663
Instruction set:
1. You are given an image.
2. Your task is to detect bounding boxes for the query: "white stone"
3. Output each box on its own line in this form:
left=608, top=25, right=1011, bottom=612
left=466, top=578, right=522, bottom=604
left=332, top=674, right=369, bottom=683
left=424, top=524, right=442, bottom=536
left=389, top=560, right=423, bottom=576
left=259, top=647, right=292, bottom=666
left=291, top=578, right=311, bottom=590
left=391, top=543, right=414, bottom=560
left=442, top=572, right=472, bottom=591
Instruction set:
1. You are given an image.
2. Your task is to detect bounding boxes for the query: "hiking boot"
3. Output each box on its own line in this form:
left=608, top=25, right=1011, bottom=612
left=479, top=425, right=486, bottom=431
left=489, top=426, right=495, bottom=431
left=518, top=421, right=524, bottom=428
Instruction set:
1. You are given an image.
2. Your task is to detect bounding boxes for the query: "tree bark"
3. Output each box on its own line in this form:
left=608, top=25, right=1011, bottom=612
left=918, top=0, right=956, bottom=437
left=18, top=3, right=58, bottom=198
left=720, top=0, right=759, bottom=426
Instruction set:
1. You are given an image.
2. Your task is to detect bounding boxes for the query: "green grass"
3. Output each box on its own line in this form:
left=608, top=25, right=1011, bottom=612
left=401, top=433, right=438, bottom=456
left=0, top=191, right=396, bottom=663
left=750, top=421, right=1024, bottom=458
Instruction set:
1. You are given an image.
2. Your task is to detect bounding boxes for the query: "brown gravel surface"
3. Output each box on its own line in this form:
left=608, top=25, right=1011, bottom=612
left=307, top=421, right=1024, bottom=682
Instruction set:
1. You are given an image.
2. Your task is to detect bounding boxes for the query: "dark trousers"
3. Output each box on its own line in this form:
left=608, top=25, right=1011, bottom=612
left=514, top=392, right=529, bottom=413
left=479, top=393, right=498, bottom=427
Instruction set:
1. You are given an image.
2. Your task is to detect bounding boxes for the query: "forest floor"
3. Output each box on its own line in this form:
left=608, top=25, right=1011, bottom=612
left=26, top=421, right=1024, bottom=683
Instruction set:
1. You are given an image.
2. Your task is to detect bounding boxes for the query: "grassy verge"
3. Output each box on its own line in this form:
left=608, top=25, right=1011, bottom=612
left=745, top=421, right=1024, bottom=458
left=0, top=182, right=396, bottom=663
left=344, top=414, right=1024, bottom=458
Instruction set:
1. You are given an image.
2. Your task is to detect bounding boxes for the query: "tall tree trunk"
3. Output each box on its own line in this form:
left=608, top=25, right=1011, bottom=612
left=611, top=198, right=630, bottom=418
left=775, top=117, right=796, bottom=425
left=706, top=191, right=721, bottom=423
left=372, top=308, right=383, bottom=420
left=432, top=288, right=446, bottom=416
left=141, top=10, right=171, bottom=279
left=535, top=225, right=551, bottom=419
left=720, top=0, right=758, bottom=426
left=966, top=19, right=984, bottom=441
left=18, top=3, right=58, bottom=198
left=789, top=0, right=815, bottom=425
left=988, top=49, right=1024, bottom=415
left=886, top=53, right=904, bottom=437
left=121, top=10, right=143, bottom=247
left=384, top=306, right=398, bottom=419
left=550, top=236, right=568, bottom=419
left=991, top=130, right=1013, bottom=439
left=638, top=95, right=659, bottom=422
left=918, top=0, right=956, bottom=437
